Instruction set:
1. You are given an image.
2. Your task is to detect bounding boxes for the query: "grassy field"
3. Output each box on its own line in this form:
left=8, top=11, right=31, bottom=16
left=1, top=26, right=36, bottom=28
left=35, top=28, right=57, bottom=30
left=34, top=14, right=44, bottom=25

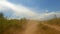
left=0, top=13, right=60, bottom=34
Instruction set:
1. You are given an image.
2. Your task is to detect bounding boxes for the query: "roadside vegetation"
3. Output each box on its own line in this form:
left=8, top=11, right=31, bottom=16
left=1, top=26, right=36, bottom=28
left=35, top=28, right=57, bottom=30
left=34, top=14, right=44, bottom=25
left=40, top=18, right=60, bottom=26
left=38, top=23, right=60, bottom=34
left=38, top=18, right=60, bottom=34
left=0, top=13, right=27, bottom=34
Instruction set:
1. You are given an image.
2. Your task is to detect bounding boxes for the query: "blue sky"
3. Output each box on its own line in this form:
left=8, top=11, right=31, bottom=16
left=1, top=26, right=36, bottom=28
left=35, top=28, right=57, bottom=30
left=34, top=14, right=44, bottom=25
left=8, top=0, right=60, bottom=12
left=0, top=0, right=60, bottom=20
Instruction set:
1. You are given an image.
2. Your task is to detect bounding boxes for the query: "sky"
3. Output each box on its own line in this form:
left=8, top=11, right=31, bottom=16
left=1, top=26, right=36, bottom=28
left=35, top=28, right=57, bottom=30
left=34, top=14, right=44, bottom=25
left=0, top=0, right=60, bottom=20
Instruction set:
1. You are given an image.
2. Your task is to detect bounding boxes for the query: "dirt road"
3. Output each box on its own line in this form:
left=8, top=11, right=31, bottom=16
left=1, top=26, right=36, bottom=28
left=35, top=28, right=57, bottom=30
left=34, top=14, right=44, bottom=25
left=24, top=20, right=39, bottom=34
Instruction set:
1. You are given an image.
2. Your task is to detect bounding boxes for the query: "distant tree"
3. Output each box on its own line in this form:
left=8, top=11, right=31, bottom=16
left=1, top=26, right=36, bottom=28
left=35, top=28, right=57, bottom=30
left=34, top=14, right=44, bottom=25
left=0, top=12, right=5, bottom=34
left=0, top=12, right=4, bottom=18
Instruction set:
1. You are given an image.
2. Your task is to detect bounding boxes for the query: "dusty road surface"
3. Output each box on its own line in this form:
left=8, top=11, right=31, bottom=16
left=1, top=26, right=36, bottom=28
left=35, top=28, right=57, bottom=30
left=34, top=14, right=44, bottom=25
left=24, top=20, right=39, bottom=34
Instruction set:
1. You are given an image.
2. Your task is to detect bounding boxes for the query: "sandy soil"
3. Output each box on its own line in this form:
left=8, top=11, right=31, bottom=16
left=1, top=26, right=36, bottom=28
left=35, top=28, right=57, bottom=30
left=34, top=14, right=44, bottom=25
left=24, top=20, right=39, bottom=34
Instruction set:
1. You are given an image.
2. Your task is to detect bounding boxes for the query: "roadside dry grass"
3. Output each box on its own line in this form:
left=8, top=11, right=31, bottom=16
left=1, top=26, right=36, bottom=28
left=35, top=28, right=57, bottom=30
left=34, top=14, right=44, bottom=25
left=41, top=18, right=60, bottom=26
left=0, top=18, right=27, bottom=34
left=37, top=23, right=60, bottom=34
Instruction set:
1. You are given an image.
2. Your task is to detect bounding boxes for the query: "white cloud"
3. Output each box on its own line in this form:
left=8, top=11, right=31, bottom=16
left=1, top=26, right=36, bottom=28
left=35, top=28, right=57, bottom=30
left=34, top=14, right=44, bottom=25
left=0, top=0, right=60, bottom=21
left=0, top=0, right=7, bottom=1
left=0, top=0, right=38, bottom=19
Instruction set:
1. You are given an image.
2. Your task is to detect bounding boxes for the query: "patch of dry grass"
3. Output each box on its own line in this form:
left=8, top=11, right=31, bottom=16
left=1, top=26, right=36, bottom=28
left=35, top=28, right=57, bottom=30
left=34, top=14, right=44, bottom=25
left=0, top=18, right=27, bottom=34
left=38, top=23, right=60, bottom=34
